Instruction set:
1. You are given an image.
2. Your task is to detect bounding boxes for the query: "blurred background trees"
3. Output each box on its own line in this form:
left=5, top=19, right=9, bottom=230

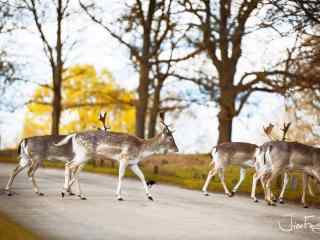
left=0, top=0, right=320, bottom=147
left=23, top=64, right=135, bottom=137
left=0, top=0, right=17, bottom=93
left=80, top=0, right=199, bottom=138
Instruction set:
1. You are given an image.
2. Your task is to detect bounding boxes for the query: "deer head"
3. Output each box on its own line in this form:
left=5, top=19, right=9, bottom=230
left=158, top=111, right=178, bottom=152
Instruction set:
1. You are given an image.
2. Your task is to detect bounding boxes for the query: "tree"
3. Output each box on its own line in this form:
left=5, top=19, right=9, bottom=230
left=271, top=0, right=320, bottom=27
left=14, top=0, right=80, bottom=135
left=0, top=1, right=16, bottom=92
left=176, top=0, right=301, bottom=143
left=24, top=64, right=135, bottom=137
left=80, top=0, right=199, bottom=138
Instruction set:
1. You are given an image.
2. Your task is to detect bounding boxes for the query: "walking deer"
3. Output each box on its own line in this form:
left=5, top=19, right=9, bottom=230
left=202, top=142, right=258, bottom=197
left=255, top=141, right=320, bottom=207
left=55, top=115, right=178, bottom=201
left=253, top=122, right=317, bottom=206
left=5, top=135, right=74, bottom=196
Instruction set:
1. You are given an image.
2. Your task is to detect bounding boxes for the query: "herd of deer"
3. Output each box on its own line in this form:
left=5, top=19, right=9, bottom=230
left=3, top=113, right=320, bottom=208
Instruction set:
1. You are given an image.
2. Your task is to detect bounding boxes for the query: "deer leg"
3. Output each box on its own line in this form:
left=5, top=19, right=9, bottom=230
left=28, top=163, right=43, bottom=196
left=278, top=172, right=289, bottom=204
left=217, top=168, right=232, bottom=197
left=61, top=163, right=71, bottom=198
left=67, top=169, right=75, bottom=196
left=130, top=164, right=153, bottom=201
left=116, top=159, right=128, bottom=201
left=74, top=164, right=86, bottom=200
left=251, top=172, right=260, bottom=202
left=232, top=168, right=246, bottom=194
left=66, top=165, right=79, bottom=190
left=202, top=168, right=217, bottom=196
left=5, top=163, right=29, bottom=196
left=62, top=162, right=80, bottom=198
left=302, top=173, right=309, bottom=208
left=266, top=169, right=281, bottom=206
left=307, top=174, right=315, bottom=197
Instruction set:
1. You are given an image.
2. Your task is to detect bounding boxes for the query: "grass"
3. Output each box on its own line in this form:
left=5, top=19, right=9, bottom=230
left=0, top=211, right=39, bottom=240
left=1, top=149, right=319, bottom=206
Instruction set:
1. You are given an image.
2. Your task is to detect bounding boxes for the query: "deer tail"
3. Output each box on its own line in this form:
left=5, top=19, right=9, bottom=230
left=54, top=134, right=75, bottom=146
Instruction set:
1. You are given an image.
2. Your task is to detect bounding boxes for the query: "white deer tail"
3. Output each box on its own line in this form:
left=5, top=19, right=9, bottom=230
left=20, top=140, right=30, bottom=158
left=209, top=146, right=217, bottom=166
left=55, top=134, right=75, bottom=146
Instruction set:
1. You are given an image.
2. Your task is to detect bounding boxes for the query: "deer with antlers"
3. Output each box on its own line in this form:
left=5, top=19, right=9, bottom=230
left=253, top=122, right=318, bottom=207
left=55, top=112, right=178, bottom=200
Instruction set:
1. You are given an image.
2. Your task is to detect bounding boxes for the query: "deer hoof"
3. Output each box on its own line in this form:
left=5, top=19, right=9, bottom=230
left=226, top=192, right=234, bottom=198
left=61, top=192, right=65, bottom=198
left=253, top=198, right=259, bottom=203
left=268, top=201, right=276, bottom=206
left=117, top=197, right=124, bottom=201
left=303, top=205, right=309, bottom=208
left=203, top=191, right=209, bottom=196
left=7, top=192, right=12, bottom=196
left=148, top=196, right=154, bottom=201
left=279, top=198, right=284, bottom=204
left=68, top=192, right=75, bottom=196
left=38, top=192, right=44, bottom=196
left=78, top=195, right=87, bottom=200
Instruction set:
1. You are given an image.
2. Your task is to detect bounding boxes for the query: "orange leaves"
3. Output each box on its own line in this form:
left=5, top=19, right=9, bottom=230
left=23, top=64, right=136, bottom=137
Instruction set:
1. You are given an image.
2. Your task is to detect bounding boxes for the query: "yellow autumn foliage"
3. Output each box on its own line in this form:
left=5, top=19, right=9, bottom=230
left=23, top=64, right=136, bottom=137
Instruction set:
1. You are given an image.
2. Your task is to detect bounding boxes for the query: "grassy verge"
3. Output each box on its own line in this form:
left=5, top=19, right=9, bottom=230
left=1, top=150, right=319, bottom=205
left=0, top=211, right=38, bottom=240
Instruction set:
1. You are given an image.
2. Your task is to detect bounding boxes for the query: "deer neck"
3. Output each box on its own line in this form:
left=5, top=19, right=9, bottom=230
left=140, top=134, right=165, bottom=159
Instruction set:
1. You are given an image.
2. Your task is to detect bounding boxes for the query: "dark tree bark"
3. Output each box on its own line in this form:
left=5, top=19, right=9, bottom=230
left=17, top=0, right=74, bottom=135
left=51, top=0, right=64, bottom=136
left=147, top=81, right=162, bottom=138
left=81, top=0, right=198, bottom=138
left=0, top=1, right=16, bottom=90
left=178, top=0, right=301, bottom=143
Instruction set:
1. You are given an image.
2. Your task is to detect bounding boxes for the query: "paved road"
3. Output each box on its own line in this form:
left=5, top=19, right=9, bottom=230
left=0, top=163, right=319, bottom=240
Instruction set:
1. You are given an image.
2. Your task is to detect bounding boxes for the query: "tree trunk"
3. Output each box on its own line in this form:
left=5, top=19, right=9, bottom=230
left=51, top=0, right=63, bottom=136
left=51, top=76, right=62, bottom=136
left=148, top=82, right=162, bottom=138
left=217, top=112, right=233, bottom=143
left=136, top=63, right=149, bottom=138
left=217, top=70, right=236, bottom=143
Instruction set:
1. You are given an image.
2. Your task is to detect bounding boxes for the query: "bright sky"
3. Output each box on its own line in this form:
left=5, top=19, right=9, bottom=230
left=0, top=1, right=293, bottom=152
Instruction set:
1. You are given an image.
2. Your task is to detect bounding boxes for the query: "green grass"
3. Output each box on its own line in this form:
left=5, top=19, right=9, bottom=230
left=0, top=211, right=39, bottom=240
left=1, top=150, right=319, bottom=205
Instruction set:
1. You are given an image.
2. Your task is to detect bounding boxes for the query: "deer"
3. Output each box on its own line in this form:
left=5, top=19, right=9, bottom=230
left=251, top=123, right=292, bottom=204
left=255, top=141, right=320, bottom=208
left=4, top=135, right=74, bottom=196
left=55, top=112, right=178, bottom=201
left=253, top=122, right=318, bottom=207
left=202, top=123, right=300, bottom=202
left=4, top=112, right=111, bottom=197
left=202, top=142, right=258, bottom=198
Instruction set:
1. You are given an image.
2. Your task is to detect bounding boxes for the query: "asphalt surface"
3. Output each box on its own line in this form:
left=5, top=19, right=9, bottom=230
left=0, top=163, right=319, bottom=240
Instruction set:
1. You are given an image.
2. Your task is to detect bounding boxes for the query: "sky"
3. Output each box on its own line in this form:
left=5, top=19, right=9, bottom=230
left=0, top=0, right=293, bottom=152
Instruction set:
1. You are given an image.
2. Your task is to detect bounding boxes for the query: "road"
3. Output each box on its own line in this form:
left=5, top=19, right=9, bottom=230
left=0, top=163, right=319, bottom=240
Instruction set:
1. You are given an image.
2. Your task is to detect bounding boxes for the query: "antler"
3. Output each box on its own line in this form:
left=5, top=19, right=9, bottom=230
left=159, top=111, right=165, bottom=122
left=99, top=112, right=110, bottom=132
left=159, top=111, right=175, bottom=132
left=263, top=123, right=275, bottom=140
left=281, top=122, right=291, bottom=141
